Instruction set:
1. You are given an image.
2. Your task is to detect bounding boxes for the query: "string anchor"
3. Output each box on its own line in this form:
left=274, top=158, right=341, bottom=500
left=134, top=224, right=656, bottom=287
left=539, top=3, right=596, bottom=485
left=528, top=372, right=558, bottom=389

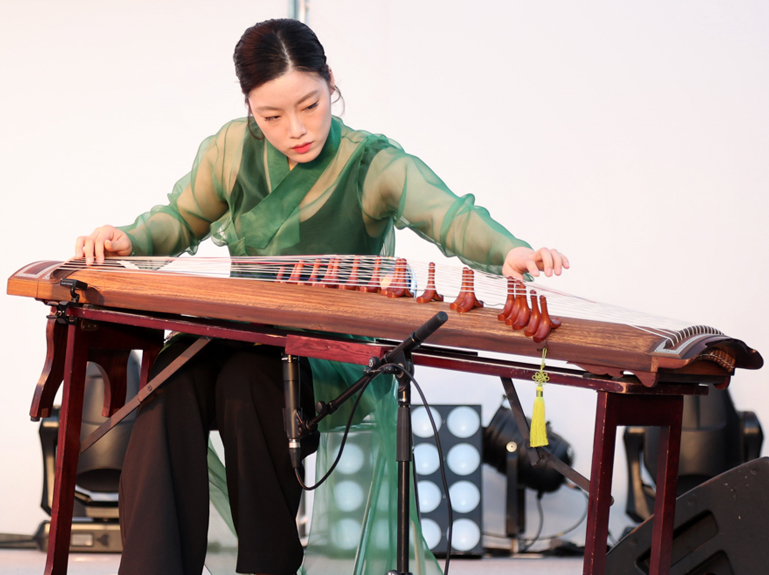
left=416, top=262, right=444, bottom=303
left=450, top=267, right=483, bottom=313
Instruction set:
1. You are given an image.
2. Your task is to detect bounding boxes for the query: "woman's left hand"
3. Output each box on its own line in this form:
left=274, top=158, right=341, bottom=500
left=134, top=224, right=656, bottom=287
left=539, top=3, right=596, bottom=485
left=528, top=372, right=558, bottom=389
left=502, top=246, right=570, bottom=281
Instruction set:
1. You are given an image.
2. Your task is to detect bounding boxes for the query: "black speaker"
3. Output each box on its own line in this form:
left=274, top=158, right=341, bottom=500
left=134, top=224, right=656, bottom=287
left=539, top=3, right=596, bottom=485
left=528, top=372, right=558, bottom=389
left=607, top=457, right=769, bottom=574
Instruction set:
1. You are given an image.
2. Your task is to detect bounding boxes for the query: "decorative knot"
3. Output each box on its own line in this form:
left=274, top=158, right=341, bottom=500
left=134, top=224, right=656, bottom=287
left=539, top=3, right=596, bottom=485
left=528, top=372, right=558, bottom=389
left=533, top=371, right=550, bottom=386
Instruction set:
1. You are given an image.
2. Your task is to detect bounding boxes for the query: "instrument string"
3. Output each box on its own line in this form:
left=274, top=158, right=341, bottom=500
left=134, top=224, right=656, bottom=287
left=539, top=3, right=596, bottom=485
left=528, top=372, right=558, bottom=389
left=58, top=255, right=691, bottom=335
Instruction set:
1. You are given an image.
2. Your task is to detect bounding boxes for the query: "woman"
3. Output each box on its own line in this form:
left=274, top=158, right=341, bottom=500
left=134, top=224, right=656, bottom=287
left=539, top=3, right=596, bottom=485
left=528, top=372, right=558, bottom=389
left=76, top=18, right=568, bottom=575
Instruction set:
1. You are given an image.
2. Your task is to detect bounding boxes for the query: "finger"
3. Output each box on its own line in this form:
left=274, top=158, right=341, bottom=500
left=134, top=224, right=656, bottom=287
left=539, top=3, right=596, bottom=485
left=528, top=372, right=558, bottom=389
left=107, top=232, right=132, bottom=257
left=74, top=236, right=86, bottom=259
left=502, top=261, right=524, bottom=282
left=509, top=270, right=525, bottom=282
left=83, top=237, right=95, bottom=266
left=561, top=253, right=570, bottom=269
left=549, top=249, right=563, bottom=276
left=94, top=226, right=119, bottom=263
left=93, top=234, right=106, bottom=264
left=538, top=248, right=554, bottom=277
left=526, top=257, right=540, bottom=277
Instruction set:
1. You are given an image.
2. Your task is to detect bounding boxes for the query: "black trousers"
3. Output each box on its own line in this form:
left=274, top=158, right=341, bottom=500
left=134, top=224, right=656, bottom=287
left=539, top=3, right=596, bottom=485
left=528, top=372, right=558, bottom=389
left=118, top=338, right=315, bottom=575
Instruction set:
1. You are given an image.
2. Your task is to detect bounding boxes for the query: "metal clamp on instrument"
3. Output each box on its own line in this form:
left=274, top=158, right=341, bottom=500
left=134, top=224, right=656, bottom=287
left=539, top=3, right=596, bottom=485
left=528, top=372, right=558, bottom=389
left=59, top=278, right=88, bottom=303
left=45, top=279, right=90, bottom=325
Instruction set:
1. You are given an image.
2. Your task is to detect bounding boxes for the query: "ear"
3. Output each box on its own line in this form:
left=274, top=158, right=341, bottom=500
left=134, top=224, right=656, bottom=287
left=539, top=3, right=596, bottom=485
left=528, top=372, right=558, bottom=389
left=328, top=68, right=336, bottom=93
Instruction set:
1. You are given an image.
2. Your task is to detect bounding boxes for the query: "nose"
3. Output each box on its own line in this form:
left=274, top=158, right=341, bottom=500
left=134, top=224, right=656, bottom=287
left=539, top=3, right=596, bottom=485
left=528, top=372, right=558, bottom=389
left=287, top=114, right=307, bottom=139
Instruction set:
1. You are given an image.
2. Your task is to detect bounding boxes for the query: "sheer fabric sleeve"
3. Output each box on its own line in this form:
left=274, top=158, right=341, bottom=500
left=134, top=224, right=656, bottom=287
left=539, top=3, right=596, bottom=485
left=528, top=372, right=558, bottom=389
left=360, top=142, right=531, bottom=275
left=118, top=122, right=244, bottom=257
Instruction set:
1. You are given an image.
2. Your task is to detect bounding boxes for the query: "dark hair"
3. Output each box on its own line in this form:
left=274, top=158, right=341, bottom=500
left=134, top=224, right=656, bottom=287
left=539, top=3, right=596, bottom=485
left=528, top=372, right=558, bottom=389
left=234, top=19, right=332, bottom=98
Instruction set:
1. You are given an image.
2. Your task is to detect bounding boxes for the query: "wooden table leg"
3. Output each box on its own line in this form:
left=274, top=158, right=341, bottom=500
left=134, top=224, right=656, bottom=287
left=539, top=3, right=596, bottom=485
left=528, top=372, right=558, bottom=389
left=30, top=317, right=68, bottom=420
left=44, top=323, right=89, bottom=575
left=583, top=392, right=684, bottom=575
left=583, top=391, right=618, bottom=575
left=648, top=396, right=683, bottom=575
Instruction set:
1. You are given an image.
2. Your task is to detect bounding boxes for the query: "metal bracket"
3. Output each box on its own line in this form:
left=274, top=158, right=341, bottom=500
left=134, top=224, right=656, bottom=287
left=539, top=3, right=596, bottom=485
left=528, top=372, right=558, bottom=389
left=59, top=278, right=88, bottom=303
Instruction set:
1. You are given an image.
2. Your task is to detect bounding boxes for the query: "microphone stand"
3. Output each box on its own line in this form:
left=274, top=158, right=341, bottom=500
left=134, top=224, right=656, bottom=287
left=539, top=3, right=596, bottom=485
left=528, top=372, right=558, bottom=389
left=286, top=312, right=448, bottom=575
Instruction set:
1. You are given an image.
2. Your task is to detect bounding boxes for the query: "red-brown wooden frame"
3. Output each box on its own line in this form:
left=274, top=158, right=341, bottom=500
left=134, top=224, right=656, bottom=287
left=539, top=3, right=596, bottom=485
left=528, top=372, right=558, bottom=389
left=37, top=306, right=708, bottom=575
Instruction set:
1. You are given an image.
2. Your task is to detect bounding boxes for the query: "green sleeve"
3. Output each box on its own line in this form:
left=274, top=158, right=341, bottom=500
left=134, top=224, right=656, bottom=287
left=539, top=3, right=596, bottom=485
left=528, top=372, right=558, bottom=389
left=117, top=121, right=244, bottom=256
left=360, top=141, right=531, bottom=275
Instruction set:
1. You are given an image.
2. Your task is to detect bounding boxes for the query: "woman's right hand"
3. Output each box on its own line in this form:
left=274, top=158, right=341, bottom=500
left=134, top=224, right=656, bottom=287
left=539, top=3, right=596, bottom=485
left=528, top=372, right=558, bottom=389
left=74, top=225, right=133, bottom=265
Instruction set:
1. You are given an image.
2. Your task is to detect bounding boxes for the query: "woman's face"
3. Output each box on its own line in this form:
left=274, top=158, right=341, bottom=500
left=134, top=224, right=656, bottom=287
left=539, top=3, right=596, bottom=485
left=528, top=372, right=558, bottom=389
left=248, top=70, right=334, bottom=169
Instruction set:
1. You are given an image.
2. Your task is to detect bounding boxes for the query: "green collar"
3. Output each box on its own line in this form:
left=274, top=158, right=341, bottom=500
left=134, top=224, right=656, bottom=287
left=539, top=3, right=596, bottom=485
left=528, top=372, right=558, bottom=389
left=242, top=117, right=342, bottom=252
left=265, top=117, right=342, bottom=192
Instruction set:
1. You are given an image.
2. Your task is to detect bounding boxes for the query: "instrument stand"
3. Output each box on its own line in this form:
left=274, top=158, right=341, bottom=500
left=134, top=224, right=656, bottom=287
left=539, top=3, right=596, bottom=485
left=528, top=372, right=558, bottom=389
left=26, top=303, right=706, bottom=575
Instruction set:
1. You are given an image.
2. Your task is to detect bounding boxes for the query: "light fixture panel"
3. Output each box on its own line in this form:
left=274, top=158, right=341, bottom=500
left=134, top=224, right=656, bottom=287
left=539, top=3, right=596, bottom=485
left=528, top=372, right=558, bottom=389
left=412, top=404, right=484, bottom=557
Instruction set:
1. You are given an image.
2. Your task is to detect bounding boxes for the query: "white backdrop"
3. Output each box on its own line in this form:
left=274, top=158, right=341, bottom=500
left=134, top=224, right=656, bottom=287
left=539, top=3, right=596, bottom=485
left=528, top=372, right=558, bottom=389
left=2, top=0, right=767, bottom=548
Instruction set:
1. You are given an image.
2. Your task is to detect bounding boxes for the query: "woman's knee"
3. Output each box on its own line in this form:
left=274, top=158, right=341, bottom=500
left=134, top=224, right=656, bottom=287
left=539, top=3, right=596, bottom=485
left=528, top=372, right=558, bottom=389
left=141, top=337, right=221, bottom=423
left=216, top=346, right=284, bottom=400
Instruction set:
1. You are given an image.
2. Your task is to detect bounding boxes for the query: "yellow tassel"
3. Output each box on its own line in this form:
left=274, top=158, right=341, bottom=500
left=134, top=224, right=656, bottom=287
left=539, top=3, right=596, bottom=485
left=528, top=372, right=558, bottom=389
left=530, top=384, right=548, bottom=447
left=530, top=348, right=549, bottom=447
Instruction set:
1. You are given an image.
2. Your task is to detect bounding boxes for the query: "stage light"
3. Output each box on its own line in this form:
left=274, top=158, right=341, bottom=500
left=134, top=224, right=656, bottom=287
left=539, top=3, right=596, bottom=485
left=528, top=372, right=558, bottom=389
left=331, top=518, right=362, bottom=551
left=451, top=518, right=481, bottom=552
left=334, top=480, right=365, bottom=512
left=417, top=480, right=442, bottom=513
left=335, top=442, right=366, bottom=475
left=372, top=519, right=391, bottom=550
left=446, top=406, right=481, bottom=438
left=483, top=404, right=574, bottom=537
left=623, top=387, right=764, bottom=523
left=446, top=443, right=481, bottom=476
left=412, top=404, right=484, bottom=557
left=420, top=518, right=443, bottom=550
left=412, top=406, right=442, bottom=438
left=449, top=481, right=480, bottom=513
left=316, top=430, right=375, bottom=557
left=37, top=355, right=140, bottom=553
left=413, top=443, right=441, bottom=475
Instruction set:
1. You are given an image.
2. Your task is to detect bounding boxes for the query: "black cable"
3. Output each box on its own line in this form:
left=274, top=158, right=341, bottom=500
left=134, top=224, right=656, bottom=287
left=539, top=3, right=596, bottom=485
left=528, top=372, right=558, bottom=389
left=483, top=484, right=592, bottom=553
left=519, top=482, right=590, bottom=546
left=545, top=485, right=590, bottom=541
left=518, top=493, right=544, bottom=553
left=294, top=371, right=377, bottom=491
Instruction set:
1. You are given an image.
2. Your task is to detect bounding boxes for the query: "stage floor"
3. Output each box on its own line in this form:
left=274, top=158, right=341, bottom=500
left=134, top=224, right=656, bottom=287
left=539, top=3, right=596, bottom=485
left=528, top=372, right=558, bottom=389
left=0, top=549, right=585, bottom=574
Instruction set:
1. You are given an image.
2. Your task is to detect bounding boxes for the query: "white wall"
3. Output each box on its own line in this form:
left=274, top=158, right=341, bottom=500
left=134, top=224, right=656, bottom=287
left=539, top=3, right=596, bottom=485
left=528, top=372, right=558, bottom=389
left=2, top=0, right=768, bottom=549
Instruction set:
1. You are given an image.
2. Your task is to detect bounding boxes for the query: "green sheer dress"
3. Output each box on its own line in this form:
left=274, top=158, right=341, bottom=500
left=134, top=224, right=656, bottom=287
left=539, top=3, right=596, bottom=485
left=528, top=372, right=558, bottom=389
left=119, top=116, right=531, bottom=575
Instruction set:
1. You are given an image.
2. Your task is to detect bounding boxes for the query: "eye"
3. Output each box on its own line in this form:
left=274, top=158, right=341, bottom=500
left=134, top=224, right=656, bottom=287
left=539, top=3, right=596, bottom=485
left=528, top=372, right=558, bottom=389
left=263, top=115, right=280, bottom=122
left=304, top=101, right=319, bottom=111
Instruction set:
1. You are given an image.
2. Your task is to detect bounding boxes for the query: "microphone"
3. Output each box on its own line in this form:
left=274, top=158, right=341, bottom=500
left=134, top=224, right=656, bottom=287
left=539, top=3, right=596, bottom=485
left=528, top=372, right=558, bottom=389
left=382, top=311, right=448, bottom=367
left=283, top=354, right=302, bottom=469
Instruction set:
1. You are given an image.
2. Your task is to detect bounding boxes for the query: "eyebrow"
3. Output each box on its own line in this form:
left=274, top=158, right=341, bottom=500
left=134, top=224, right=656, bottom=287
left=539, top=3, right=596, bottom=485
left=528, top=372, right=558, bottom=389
left=254, top=90, right=320, bottom=112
